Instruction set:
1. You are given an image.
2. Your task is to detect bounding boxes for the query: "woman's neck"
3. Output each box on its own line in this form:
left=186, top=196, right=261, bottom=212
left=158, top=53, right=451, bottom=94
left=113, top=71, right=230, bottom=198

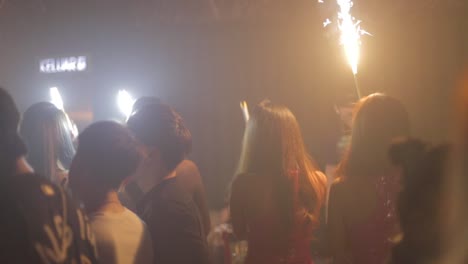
left=95, top=191, right=125, bottom=214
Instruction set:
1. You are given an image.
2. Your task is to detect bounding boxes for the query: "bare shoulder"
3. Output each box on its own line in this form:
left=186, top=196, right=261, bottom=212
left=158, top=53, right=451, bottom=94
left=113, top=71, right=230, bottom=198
left=178, top=159, right=200, bottom=173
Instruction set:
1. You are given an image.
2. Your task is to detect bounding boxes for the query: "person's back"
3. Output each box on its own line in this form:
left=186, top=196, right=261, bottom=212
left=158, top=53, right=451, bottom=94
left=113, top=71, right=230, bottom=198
left=0, top=87, right=97, bottom=264
left=232, top=173, right=315, bottom=264
left=121, top=159, right=211, bottom=235
left=69, top=121, right=153, bottom=264
left=0, top=172, right=98, bottom=263
left=138, top=176, right=210, bottom=264
left=19, top=102, right=76, bottom=186
left=90, top=208, right=153, bottom=264
left=230, top=101, right=327, bottom=264
left=125, top=96, right=211, bottom=234
left=327, top=94, right=410, bottom=264
left=328, top=173, right=399, bottom=264
left=127, top=102, right=211, bottom=264
left=176, top=159, right=211, bottom=233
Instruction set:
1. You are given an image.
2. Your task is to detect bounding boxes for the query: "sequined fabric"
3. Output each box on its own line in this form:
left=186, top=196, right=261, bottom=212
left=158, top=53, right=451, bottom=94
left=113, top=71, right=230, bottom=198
left=345, top=174, right=400, bottom=264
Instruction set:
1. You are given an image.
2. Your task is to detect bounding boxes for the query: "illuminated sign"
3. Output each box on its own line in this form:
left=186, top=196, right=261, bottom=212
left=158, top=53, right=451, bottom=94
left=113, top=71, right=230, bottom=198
left=40, top=56, right=87, bottom=73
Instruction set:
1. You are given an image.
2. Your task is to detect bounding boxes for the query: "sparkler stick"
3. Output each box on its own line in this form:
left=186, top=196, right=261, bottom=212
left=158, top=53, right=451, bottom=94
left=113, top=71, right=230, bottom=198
left=240, top=101, right=249, bottom=123
left=336, top=0, right=368, bottom=98
left=353, top=74, right=361, bottom=99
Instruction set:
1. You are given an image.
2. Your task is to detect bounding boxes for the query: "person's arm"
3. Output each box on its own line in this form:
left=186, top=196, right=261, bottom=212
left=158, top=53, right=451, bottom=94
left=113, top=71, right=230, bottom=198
left=182, top=160, right=211, bottom=235
left=327, top=182, right=351, bottom=264
left=193, top=180, right=211, bottom=235
left=230, top=175, right=248, bottom=240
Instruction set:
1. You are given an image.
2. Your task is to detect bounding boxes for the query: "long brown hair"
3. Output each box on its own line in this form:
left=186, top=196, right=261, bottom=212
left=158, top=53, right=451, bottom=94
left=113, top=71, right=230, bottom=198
left=20, top=102, right=75, bottom=183
left=237, top=100, right=326, bottom=229
left=337, top=93, right=410, bottom=180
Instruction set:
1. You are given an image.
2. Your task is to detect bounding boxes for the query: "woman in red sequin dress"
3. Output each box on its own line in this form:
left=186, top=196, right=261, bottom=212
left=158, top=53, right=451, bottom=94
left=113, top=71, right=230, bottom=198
left=230, top=100, right=327, bottom=264
left=327, top=94, right=410, bottom=264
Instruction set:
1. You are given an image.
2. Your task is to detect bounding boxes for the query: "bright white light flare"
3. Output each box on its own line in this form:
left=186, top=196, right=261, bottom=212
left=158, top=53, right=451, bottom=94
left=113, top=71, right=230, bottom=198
left=49, top=87, right=64, bottom=111
left=49, top=87, right=78, bottom=137
left=117, top=90, right=135, bottom=119
left=337, top=0, right=368, bottom=75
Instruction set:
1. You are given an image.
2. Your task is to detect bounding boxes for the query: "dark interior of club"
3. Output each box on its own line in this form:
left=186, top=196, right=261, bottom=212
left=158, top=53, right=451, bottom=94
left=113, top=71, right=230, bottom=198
left=1, top=1, right=466, bottom=210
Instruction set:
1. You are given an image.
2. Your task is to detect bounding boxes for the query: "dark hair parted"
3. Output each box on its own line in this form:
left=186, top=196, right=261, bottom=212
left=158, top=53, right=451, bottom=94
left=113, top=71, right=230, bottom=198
left=127, top=103, right=190, bottom=171
left=337, top=93, right=410, bottom=180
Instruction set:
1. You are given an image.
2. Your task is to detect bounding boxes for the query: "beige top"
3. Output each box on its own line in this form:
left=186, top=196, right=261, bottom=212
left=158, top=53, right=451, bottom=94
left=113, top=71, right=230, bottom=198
left=90, top=208, right=153, bottom=264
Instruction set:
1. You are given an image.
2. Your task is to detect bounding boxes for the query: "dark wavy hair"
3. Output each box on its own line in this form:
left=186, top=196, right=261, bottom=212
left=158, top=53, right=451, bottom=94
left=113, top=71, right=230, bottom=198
left=127, top=102, right=190, bottom=171
left=0, top=87, right=27, bottom=177
left=130, top=96, right=192, bottom=156
left=237, top=100, right=326, bottom=231
left=131, top=96, right=162, bottom=114
left=19, top=102, right=75, bottom=182
left=337, top=93, right=410, bottom=180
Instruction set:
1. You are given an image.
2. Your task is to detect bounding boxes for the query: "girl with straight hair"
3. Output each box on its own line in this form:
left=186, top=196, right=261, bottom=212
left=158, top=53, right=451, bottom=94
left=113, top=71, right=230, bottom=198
left=327, top=93, right=410, bottom=264
left=230, top=100, right=327, bottom=264
left=20, top=102, right=75, bottom=185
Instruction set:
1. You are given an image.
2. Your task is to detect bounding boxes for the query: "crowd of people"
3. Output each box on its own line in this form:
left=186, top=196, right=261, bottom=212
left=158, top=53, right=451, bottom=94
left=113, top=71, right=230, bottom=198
left=0, top=85, right=465, bottom=264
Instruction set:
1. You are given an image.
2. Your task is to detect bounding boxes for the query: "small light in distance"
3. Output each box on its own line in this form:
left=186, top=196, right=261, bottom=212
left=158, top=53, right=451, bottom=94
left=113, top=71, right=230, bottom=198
left=49, top=87, right=64, bottom=111
left=117, top=89, right=135, bottom=119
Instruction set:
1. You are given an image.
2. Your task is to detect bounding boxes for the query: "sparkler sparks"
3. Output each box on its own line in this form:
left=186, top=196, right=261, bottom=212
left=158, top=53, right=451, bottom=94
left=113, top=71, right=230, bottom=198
left=336, top=0, right=369, bottom=75
left=320, top=0, right=370, bottom=97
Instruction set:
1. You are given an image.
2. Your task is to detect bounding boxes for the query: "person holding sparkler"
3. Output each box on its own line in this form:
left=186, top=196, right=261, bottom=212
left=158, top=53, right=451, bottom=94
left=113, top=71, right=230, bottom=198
left=69, top=121, right=153, bottom=264
left=327, top=94, right=410, bottom=264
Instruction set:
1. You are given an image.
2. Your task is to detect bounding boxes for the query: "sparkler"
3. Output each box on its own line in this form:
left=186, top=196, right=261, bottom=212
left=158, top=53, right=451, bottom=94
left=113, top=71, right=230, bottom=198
left=320, top=0, right=370, bottom=98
